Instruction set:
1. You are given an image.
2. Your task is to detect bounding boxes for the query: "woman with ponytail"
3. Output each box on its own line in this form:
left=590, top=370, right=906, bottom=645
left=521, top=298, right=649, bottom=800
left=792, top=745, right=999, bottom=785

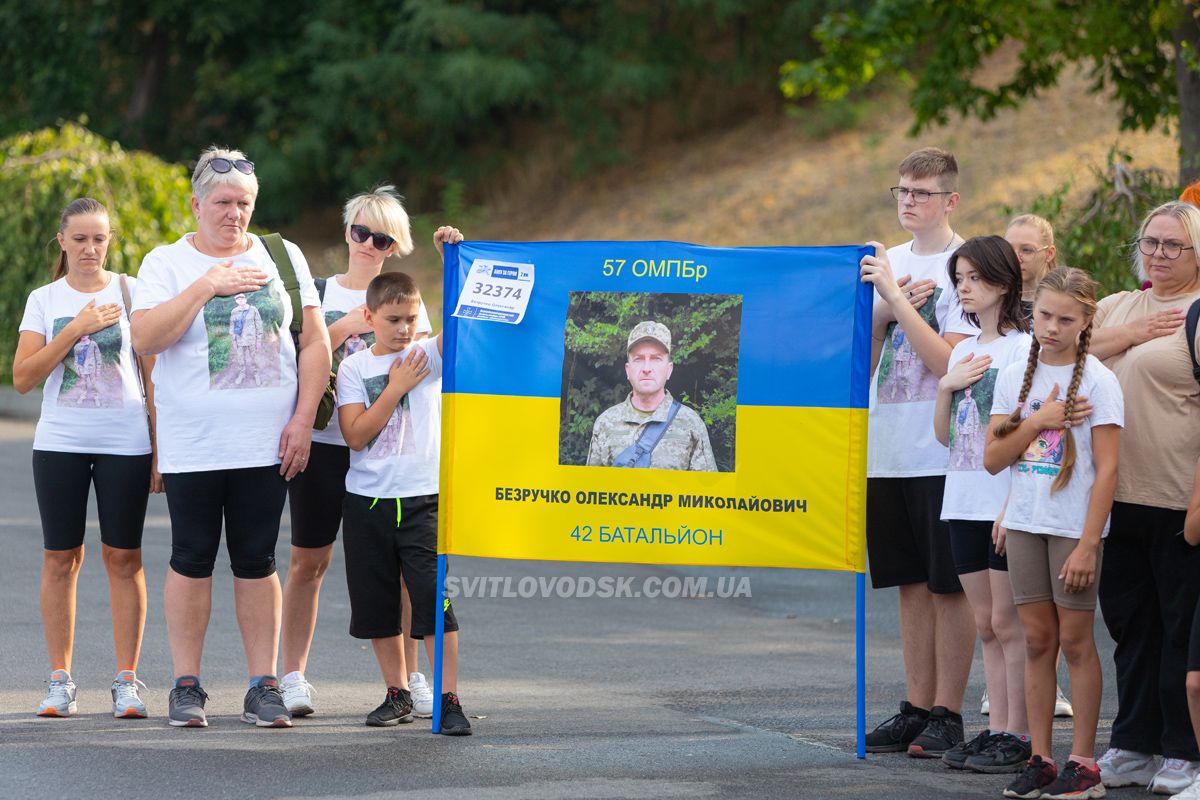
left=984, top=267, right=1124, bottom=799
left=1089, top=201, right=1200, bottom=796
left=12, top=198, right=161, bottom=719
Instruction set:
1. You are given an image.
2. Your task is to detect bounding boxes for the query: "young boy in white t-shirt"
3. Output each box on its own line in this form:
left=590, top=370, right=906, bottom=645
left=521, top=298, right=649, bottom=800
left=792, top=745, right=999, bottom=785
left=858, top=147, right=979, bottom=757
left=336, top=271, right=471, bottom=735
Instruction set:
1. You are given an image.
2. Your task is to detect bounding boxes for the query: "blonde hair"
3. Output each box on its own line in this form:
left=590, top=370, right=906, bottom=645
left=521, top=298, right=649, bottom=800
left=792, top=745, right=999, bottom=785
left=1006, top=213, right=1059, bottom=269
left=342, top=185, right=414, bottom=257
left=992, top=267, right=1097, bottom=493
left=191, top=145, right=258, bottom=201
left=898, top=147, right=958, bottom=192
left=1131, top=201, right=1200, bottom=283
left=54, top=198, right=110, bottom=280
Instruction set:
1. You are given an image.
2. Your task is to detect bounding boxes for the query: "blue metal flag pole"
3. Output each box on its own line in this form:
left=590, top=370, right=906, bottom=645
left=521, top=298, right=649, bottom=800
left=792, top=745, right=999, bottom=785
left=432, top=552, right=448, bottom=733
left=856, top=571, right=867, bottom=758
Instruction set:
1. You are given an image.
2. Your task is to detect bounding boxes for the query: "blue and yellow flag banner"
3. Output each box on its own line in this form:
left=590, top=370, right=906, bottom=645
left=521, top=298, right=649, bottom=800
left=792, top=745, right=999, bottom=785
left=439, top=241, right=873, bottom=571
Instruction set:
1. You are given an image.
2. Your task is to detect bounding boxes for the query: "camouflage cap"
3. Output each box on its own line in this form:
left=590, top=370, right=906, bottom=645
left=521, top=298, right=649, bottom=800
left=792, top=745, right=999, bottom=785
left=626, top=321, right=671, bottom=354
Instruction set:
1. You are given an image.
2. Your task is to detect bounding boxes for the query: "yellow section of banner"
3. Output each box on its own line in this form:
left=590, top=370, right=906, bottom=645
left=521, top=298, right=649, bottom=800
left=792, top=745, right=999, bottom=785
left=440, top=394, right=866, bottom=571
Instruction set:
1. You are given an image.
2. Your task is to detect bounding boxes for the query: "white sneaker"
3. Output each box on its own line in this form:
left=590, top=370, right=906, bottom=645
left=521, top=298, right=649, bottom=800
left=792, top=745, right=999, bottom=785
left=1053, top=684, right=1073, bottom=718
left=111, top=670, right=148, bottom=718
left=979, top=689, right=989, bottom=716
left=1098, top=747, right=1160, bottom=787
left=1151, top=759, right=1200, bottom=795
left=409, top=672, right=434, bottom=719
left=37, top=669, right=77, bottom=717
left=1170, top=774, right=1200, bottom=799
left=281, top=672, right=316, bottom=717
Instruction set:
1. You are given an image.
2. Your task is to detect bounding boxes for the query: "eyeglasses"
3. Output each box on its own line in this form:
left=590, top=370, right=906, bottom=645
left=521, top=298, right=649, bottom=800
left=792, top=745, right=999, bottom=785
left=349, top=224, right=395, bottom=251
left=1136, top=237, right=1194, bottom=260
left=199, top=157, right=256, bottom=177
left=1014, top=244, right=1050, bottom=260
left=890, top=186, right=954, bottom=204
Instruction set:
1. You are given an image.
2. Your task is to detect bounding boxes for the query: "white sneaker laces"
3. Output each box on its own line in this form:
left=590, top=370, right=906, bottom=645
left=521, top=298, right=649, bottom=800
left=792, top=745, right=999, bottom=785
left=114, top=677, right=147, bottom=702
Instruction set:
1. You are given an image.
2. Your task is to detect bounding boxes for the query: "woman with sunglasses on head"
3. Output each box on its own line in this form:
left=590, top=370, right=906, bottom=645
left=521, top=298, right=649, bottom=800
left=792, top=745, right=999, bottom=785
left=1083, top=202, right=1200, bottom=795
left=279, top=185, right=462, bottom=720
left=130, top=146, right=332, bottom=729
left=13, top=198, right=161, bottom=719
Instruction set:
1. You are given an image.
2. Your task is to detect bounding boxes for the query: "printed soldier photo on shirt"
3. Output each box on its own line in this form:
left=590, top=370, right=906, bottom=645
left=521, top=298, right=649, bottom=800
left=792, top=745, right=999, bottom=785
left=558, top=291, right=742, bottom=472
left=202, top=282, right=284, bottom=389
left=325, top=310, right=375, bottom=370
left=948, top=368, right=997, bottom=471
left=363, top=373, right=415, bottom=460
left=51, top=316, right=124, bottom=408
left=876, top=288, right=942, bottom=404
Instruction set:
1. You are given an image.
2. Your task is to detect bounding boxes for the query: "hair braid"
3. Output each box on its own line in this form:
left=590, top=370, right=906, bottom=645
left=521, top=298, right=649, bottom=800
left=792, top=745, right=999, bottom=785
left=993, top=337, right=1041, bottom=439
left=1051, top=323, right=1092, bottom=493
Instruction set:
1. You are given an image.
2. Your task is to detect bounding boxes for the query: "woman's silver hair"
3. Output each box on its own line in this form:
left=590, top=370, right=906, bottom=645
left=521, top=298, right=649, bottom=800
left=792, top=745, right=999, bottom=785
left=1132, top=200, right=1200, bottom=282
left=191, top=145, right=258, bottom=201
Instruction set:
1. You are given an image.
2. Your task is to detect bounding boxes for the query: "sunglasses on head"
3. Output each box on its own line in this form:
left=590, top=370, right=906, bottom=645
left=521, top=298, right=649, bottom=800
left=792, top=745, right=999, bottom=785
left=349, top=224, right=395, bottom=251
left=200, top=157, right=256, bottom=177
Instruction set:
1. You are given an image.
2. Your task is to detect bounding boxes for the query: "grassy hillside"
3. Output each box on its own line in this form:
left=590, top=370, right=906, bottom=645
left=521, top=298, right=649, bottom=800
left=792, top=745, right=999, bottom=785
left=284, top=63, right=1178, bottom=320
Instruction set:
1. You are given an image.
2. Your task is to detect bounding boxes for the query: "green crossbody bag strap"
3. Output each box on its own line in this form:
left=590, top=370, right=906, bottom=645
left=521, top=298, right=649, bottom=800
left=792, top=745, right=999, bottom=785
left=261, top=233, right=303, bottom=337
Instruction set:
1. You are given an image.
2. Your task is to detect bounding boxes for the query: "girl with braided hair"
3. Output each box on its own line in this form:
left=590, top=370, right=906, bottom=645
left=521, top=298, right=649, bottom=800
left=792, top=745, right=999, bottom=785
left=984, top=267, right=1124, bottom=799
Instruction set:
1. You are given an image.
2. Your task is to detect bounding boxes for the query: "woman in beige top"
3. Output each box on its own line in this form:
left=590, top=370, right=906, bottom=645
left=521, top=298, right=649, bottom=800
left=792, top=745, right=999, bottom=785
left=1090, top=201, right=1200, bottom=793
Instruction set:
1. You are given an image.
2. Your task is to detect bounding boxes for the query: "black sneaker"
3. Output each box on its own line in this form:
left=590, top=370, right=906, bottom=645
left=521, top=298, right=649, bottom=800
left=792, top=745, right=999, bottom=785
left=864, top=701, right=928, bottom=753
left=907, top=705, right=963, bottom=758
left=241, top=677, right=292, bottom=728
left=1003, top=755, right=1058, bottom=799
left=1039, top=760, right=1103, bottom=800
left=942, top=729, right=996, bottom=769
left=168, top=676, right=208, bottom=728
left=965, top=732, right=1033, bottom=774
left=438, top=691, right=472, bottom=736
left=366, top=687, right=414, bottom=727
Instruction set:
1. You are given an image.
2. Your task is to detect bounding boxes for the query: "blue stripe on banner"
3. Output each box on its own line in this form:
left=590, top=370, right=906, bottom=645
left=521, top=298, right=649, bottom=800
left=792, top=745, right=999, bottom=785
left=442, top=241, right=873, bottom=409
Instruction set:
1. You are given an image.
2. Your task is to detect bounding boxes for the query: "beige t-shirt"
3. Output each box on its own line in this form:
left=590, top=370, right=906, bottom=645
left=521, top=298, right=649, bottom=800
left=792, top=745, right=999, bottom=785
left=1095, top=288, right=1200, bottom=509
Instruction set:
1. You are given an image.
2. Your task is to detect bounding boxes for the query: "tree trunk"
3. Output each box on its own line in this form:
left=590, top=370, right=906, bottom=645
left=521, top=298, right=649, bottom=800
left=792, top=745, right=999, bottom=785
left=122, top=22, right=166, bottom=145
left=1175, top=6, right=1200, bottom=186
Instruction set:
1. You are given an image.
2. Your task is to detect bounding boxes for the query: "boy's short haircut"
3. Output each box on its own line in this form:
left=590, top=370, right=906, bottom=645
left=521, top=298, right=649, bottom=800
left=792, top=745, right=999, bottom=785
left=366, top=272, right=421, bottom=311
left=898, top=147, right=959, bottom=192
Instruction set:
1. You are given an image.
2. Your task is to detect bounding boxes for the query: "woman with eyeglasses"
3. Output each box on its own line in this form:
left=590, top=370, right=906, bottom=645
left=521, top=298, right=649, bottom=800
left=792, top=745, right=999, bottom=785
left=1083, top=201, right=1200, bottom=794
left=278, top=185, right=461, bottom=721
left=129, top=146, right=332, bottom=729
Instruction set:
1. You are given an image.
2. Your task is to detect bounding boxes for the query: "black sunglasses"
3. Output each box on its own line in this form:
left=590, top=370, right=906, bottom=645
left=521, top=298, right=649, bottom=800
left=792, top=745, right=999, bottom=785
left=349, top=224, right=395, bottom=251
left=200, top=157, right=256, bottom=177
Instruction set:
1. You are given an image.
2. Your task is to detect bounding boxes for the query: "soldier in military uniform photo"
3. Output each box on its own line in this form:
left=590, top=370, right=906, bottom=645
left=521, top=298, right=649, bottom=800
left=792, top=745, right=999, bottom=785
left=586, top=321, right=717, bottom=471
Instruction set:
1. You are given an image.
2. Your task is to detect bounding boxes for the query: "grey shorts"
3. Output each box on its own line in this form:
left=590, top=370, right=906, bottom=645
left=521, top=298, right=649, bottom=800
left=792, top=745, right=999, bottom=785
left=1006, top=529, right=1104, bottom=611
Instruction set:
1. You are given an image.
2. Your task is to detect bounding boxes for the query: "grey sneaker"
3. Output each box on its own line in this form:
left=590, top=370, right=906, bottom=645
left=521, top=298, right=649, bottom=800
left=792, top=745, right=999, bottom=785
left=242, top=677, right=292, bottom=728
left=37, top=669, right=77, bottom=717
left=168, top=676, right=209, bottom=728
left=111, top=670, right=148, bottom=718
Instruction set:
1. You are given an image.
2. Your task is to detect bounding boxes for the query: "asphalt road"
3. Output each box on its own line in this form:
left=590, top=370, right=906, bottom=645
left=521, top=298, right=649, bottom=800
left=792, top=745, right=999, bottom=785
left=0, top=417, right=1133, bottom=800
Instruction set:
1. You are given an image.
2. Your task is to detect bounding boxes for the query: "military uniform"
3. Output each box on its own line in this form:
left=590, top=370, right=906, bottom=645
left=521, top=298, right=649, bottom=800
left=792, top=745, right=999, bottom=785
left=587, top=390, right=717, bottom=471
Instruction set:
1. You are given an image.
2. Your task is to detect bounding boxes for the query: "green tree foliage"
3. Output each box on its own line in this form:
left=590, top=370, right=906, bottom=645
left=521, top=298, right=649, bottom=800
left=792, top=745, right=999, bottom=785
left=0, top=123, right=193, bottom=382
left=1005, top=150, right=1180, bottom=297
left=780, top=0, right=1200, bottom=183
left=0, top=1, right=847, bottom=221
left=559, top=292, right=742, bottom=471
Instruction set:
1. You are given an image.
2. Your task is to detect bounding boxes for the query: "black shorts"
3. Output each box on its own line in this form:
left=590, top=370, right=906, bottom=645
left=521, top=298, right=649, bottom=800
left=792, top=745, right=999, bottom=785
left=866, top=476, right=961, bottom=594
left=287, top=442, right=349, bottom=548
left=32, top=450, right=151, bottom=551
left=948, top=519, right=1008, bottom=575
left=162, top=466, right=288, bottom=580
left=341, top=492, right=459, bottom=640
left=1190, top=575, right=1200, bottom=672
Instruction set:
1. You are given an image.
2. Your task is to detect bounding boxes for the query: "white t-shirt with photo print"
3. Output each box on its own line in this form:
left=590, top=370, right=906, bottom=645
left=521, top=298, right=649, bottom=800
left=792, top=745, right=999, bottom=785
left=312, top=273, right=433, bottom=447
left=939, top=329, right=1032, bottom=521
left=867, top=242, right=978, bottom=478
left=132, top=234, right=320, bottom=473
left=19, top=275, right=151, bottom=455
left=337, top=337, right=442, bottom=499
left=991, top=354, right=1124, bottom=539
